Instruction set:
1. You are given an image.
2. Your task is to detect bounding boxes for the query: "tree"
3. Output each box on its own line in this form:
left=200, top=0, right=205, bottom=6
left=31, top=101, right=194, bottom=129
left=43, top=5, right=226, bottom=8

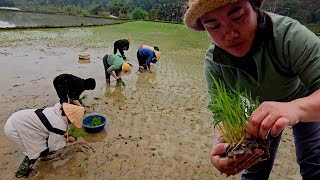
left=149, top=8, right=158, bottom=21
left=132, top=7, right=148, bottom=20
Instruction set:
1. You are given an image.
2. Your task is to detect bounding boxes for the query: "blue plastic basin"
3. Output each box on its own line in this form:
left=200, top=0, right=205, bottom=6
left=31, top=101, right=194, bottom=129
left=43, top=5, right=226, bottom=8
left=82, top=114, right=107, bottom=133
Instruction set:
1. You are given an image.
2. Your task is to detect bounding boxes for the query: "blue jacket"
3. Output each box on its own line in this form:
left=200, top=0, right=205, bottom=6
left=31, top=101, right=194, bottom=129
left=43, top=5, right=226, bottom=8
left=138, top=48, right=155, bottom=68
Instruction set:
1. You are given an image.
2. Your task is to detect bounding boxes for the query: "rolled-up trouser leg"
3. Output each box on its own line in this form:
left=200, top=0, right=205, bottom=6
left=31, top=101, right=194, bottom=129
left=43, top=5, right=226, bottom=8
left=293, top=122, right=320, bottom=180
left=241, top=132, right=283, bottom=180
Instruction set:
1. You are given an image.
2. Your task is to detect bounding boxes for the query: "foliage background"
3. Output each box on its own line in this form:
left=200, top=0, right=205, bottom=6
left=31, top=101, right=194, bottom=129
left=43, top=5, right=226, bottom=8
left=1, top=0, right=319, bottom=30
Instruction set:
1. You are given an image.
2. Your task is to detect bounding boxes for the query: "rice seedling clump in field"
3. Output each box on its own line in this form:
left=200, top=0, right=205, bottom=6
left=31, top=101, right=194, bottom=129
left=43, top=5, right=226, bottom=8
left=208, top=76, right=270, bottom=159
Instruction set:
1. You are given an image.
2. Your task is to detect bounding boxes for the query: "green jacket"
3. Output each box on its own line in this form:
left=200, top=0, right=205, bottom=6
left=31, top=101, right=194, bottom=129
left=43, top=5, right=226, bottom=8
left=107, top=54, right=124, bottom=74
left=205, top=13, right=320, bottom=102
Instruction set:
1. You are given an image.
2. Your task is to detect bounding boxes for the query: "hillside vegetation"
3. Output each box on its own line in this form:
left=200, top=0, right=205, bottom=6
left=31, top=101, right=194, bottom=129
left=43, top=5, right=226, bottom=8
left=0, top=0, right=319, bottom=31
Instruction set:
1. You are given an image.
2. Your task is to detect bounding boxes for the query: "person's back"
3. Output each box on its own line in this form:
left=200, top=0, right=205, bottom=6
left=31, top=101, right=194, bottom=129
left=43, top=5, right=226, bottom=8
left=106, top=54, right=125, bottom=74
left=4, top=103, right=83, bottom=177
left=115, top=39, right=130, bottom=50
left=138, top=48, right=155, bottom=58
left=53, top=74, right=96, bottom=106
left=114, top=38, right=131, bottom=60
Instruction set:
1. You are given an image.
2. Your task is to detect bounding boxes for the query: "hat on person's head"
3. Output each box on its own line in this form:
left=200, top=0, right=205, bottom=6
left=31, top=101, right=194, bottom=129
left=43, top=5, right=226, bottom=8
left=62, top=103, right=85, bottom=128
left=184, top=0, right=264, bottom=31
left=122, top=62, right=131, bottom=73
left=141, top=45, right=154, bottom=50
left=127, top=37, right=131, bottom=43
left=154, top=50, right=161, bottom=60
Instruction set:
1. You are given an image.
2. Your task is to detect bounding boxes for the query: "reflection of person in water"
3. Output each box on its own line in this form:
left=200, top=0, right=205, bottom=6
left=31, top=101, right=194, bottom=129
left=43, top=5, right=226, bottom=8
left=134, top=72, right=157, bottom=92
left=104, top=85, right=125, bottom=103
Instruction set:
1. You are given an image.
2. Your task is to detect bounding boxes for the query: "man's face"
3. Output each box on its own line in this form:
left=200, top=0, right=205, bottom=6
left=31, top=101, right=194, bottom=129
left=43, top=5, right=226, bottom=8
left=200, top=0, right=258, bottom=57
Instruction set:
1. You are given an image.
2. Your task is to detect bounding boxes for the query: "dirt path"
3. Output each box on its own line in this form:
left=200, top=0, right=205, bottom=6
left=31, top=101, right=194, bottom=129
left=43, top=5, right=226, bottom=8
left=0, top=29, right=300, bottom=179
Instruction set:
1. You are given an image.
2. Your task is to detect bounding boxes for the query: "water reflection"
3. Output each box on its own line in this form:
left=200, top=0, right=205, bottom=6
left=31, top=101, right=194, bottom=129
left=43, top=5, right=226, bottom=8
left=0, top=10, right=124, bottom=28
left=134, top=72, right=157, bottom=91
left=83, top=129, right=108, bottom=142
left=104, top=85, right=125, bottom=103
left=0, top=20, right=15, bottom=28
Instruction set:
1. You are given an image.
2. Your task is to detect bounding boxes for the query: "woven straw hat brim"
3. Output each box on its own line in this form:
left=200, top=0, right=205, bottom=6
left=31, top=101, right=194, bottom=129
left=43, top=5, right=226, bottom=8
left=141, top=45, right=154, bottom=50
left=184, top=0, right=239, bottom=31
left=184, top=0, right=264, bottom=31
left=154, top=50, right=161, bottom=60
left=62, top=103, right=84, bottom=128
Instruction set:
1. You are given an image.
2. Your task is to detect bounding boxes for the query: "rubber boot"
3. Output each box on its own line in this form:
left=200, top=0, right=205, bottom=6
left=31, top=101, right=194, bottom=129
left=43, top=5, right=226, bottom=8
left=15, top=156, right=36, bottom=178
left=138, top=66, right=144, bottom=73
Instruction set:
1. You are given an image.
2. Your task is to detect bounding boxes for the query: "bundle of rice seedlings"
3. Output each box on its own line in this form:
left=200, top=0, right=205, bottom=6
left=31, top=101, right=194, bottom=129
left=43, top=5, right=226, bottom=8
left=68, top=125, right=87, bottom=138
left=208, top=76, right=270, bottom=159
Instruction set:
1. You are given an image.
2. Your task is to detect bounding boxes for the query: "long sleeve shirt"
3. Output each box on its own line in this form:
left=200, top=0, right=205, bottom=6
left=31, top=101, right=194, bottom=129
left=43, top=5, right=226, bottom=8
left=5, top=103, right=68, bottom=159
left=138, top=48, right=156, bottom=68
left=107, top=54, right=125, bottom=74
left=205, top=12, right=320, bottom=102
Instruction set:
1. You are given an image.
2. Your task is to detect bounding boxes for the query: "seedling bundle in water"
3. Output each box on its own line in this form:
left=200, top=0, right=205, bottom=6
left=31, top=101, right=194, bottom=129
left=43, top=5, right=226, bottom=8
left=90, top=116, right=103, bottom=127
left=117, top=79, right=126, bottom=87
left=208, top=76, right=270, bottom=159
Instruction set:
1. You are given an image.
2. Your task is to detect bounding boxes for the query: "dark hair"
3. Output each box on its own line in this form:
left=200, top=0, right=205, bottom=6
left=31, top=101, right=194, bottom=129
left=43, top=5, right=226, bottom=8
left=249, top=0, right=264, bottom=8
left=249, top=0, right=267, bottom=29
left=85, top=78, right=96, bottom=90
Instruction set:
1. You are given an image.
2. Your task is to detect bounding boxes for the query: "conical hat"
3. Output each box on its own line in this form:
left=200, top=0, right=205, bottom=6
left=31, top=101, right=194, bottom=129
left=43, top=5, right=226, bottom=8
left=62, top=103, right=84, bottom=128
left=141, top=45, right=154, bottom=50
left=154, top=50, right=161, bottom=60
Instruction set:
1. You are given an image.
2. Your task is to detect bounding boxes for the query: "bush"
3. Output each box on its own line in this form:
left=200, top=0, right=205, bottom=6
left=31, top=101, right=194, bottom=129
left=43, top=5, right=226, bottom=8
left=132, top=7, right=148, bottom=20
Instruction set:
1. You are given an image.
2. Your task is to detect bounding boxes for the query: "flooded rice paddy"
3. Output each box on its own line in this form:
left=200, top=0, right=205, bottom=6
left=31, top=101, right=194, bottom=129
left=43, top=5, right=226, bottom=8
left=0, top=21, right=299, bottom=179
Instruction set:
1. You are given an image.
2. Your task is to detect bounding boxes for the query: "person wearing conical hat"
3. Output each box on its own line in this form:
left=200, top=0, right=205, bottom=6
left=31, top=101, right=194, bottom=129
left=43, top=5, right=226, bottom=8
left=184, top=0, right=320, bottom=179
left=136, top=45, right=161, bottom=73
left=53, top=74, right=96, bottom=107
left=114, top=37, right=131, bottom=61
left=102, top=54, right=131, bottom=85
left=3, top=103, right=84, bottom=178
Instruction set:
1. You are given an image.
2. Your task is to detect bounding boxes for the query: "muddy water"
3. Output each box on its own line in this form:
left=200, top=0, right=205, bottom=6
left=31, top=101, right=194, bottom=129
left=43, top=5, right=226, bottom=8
left=0, top=23, right=299, bottom=179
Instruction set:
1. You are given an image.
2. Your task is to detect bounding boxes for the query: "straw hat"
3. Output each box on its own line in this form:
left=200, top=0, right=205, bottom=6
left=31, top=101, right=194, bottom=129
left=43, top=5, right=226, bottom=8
left=141, top=45, right=154, bottom=50
left=62, top=103, right=85, bottom=128
left=122, top=62, right=131, bottom=73
left=139, top=45, right=161, bottom=60
left=184, top=0, right=264, bottom=31
left=154, top=50, right=161, bottom=60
